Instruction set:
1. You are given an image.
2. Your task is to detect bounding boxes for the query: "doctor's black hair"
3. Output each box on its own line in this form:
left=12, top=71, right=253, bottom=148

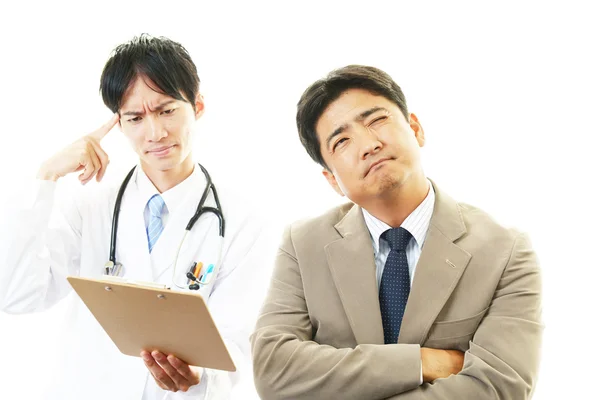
left=100, top=34, right=200, bottom=113
left=296, top=65, right=410, bottom=170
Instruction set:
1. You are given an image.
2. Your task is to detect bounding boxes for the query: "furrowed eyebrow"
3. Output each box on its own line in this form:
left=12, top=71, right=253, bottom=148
left=325, top=107, right=388, bottom=148
left=121, top=110, right=143, bottom=117
left=153, top=100, right=177, bottom=111
left=356, top=106, right=386, bottom=122
left=121, top=100, right=177, bottom=116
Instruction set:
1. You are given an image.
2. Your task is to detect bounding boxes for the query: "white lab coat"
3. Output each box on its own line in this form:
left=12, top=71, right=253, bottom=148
left=0, top=165, right=278, bottom=400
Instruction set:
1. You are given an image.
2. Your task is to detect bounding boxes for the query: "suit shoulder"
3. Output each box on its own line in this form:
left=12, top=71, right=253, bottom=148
left=456, top=201, right=524, bottom=246
left=285, top=202, right=353, bottom=246
left=290, top=202, right=351, bottom=233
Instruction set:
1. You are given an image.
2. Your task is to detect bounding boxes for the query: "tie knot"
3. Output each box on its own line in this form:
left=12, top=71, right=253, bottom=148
left=382, top=227, right=412, bottom=252
left=147, top=194, right=166, bottom=218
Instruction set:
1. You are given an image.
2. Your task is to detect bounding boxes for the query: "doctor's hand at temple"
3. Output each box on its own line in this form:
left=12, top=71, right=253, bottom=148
left=141, top=350, right=203, bottom=393
left=36, top=113, right=119, bottom=184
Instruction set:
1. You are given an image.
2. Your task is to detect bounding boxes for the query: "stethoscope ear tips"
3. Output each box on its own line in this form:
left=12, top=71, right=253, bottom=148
left=188, top=283, right=200, bottom=290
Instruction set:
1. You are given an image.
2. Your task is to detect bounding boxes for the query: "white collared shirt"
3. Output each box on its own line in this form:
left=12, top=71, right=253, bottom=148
left=361, top=180, right=435, bottom=290
left=137, top=163, right=206, bottom=231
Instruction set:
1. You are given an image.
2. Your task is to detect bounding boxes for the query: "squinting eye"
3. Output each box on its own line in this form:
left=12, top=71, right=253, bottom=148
left=162, top=109, right=176, bottom=115
left=369, top=116, right=387, bottom=125
left=129, top=116, right=142, bottom=123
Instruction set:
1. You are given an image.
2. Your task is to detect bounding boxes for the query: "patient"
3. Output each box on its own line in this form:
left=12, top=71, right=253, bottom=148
left=251, top=65, right=543, bottom=399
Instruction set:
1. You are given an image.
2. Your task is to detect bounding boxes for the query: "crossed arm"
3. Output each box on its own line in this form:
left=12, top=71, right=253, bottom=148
left=251, top=229, right=543, bottom=399
left=384, top=233, right=543, bottom=399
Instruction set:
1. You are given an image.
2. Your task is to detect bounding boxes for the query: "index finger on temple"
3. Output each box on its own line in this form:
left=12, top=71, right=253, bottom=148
left=90, top=113, right=120, bottom=140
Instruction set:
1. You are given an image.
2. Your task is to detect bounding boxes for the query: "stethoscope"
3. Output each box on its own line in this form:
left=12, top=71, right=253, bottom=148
left=104, top=163, right=225, bottom=290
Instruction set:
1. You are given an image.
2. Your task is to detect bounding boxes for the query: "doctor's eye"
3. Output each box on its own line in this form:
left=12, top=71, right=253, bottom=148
left=161, top=109, right=176, bottom=116
left=128, top=116, right=142, bottom=123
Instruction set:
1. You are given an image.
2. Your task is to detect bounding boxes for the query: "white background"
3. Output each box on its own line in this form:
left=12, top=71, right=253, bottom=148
left=0, top=0, right=598, bottom=398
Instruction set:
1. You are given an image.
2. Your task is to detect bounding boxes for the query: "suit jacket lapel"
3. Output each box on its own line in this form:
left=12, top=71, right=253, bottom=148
left=325, top=204, right=385, bottom=345
left=398, top=181, right=472, bottom=345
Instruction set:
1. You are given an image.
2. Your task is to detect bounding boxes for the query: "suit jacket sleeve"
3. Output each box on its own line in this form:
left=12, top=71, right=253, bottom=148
left=385, top=232, right=543, bottom=400
left=251, top=225, right=422, bottom=400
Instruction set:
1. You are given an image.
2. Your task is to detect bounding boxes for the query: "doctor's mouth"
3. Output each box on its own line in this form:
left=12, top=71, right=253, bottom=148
left=146, top=144, right=178, bottom=157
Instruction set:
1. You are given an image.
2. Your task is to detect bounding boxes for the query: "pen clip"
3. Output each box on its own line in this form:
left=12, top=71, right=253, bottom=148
left=199, top=264, right=214, bottom=284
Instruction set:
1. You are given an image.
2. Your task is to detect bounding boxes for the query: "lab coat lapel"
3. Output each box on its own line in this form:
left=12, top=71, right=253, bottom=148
left=115, top=170, right=153, bottom=283
left=152, top=167, right=218, bottom=286
left=149, top=204, right=191, bottom=281
left=150, top=165, right=207, bottom=281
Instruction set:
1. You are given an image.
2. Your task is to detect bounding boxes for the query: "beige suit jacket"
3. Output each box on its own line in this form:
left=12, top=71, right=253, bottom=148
left=251, top=182, right=543, bottom=399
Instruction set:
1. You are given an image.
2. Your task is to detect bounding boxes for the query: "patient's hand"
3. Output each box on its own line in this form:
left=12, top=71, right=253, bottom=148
left=420, top=348, right=465, bottom=383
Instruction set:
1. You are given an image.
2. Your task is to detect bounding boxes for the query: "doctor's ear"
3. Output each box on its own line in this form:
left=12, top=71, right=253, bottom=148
left=194, top=93, right=205, bottom=120
left=322, top=168, right=345, bottom=197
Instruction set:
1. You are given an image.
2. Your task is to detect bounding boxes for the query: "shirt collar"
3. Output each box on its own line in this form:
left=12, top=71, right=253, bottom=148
left=361, top=179, right=435, bottom=253
left=135, top=163, right=206, bottom=213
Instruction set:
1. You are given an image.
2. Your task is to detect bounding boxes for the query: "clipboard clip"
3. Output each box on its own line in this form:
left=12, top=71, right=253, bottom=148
left=101, top=275, right=169, bottom=290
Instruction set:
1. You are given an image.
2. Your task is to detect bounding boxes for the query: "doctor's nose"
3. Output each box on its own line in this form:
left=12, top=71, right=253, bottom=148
left=145, top=116, right=168, bottom=142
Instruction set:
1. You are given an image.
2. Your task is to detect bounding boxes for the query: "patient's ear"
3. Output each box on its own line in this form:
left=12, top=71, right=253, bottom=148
left=322, top=169, right=345, bottom=197
left=409, top=113, right=425, bottom=147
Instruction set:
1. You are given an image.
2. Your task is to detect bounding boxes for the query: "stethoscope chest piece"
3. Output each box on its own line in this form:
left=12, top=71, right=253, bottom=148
left=104, top=260, right=124, bottom=277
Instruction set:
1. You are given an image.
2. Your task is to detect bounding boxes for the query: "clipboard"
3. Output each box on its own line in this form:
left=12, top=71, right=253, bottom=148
left=67, top=276, right=236, bottom=372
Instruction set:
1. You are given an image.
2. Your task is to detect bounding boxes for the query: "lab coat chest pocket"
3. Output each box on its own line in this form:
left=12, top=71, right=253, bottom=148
left=154, top=212, right=221, bottom=288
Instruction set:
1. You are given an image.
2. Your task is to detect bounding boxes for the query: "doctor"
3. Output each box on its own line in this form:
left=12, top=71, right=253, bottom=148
left=0, top=35, right=275, bottom=399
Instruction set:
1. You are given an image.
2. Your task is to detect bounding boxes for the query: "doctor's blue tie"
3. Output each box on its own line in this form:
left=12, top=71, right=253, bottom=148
left=379, top=227, right=413, bottom=344
left=146, top=194, right=166, bottom=253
